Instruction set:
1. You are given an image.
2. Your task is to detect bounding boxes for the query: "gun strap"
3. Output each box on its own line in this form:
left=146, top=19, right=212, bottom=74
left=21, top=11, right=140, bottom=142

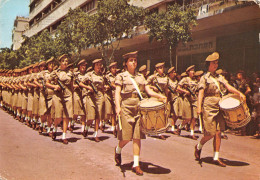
left=128, top=72, right=143, bottom=100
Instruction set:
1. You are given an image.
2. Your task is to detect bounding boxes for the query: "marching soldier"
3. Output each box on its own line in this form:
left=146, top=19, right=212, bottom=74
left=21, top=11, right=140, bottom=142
left=46, top=54, right=73, bottom=144
left=104, top=62, right=117, bottom=136
left=195, top=52, right=246, bottom=167
left=114, top=51, right=166, bottom=175
left=176, top=65, right=198, bottom=140
left=85, top=59, right=107, bottom=142
left=167, top=67, right=179, bottom=134
left=73, top=59, right=88, bottom=137
left=146, top=62, right=170, bottom=140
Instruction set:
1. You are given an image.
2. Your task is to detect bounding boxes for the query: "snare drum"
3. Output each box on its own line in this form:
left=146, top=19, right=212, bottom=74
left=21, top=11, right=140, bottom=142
left=219, top=94, right=251, bottom=129
left=139, top=98, right=169, bottom=135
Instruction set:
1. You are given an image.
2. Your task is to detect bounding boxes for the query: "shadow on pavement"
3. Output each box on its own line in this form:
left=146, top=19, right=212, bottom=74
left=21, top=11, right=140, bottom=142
left=201, top=157, right=250, bottom=166
left=119, top=161, right=171, bottom=177
left=149, top=135, right=171, bottom=140
left=54, top=137, right=81, bottom=144
left=88, top=136, right=110, bottom=142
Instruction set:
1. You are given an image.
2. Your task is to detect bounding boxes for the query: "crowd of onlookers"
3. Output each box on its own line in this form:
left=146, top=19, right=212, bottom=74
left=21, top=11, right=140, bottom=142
left=222, top=70, right=260, bottom=137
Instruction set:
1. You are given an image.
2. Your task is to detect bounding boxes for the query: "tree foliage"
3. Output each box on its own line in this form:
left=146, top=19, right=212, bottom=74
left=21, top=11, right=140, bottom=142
left=55, top=8, right=90, bottom=63
left=90, top=0, right=145, bottom=65
left=144, top=3, right=197, bottom=66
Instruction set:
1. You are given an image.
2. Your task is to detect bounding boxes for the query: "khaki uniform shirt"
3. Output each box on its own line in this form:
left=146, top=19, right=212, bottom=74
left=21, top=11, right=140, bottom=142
left=49, top=69, right=73, bottom=98
left=147, top=73, right=169, bottom=95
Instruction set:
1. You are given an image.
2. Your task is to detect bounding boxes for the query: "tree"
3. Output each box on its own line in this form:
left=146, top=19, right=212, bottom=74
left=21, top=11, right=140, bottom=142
left=144, top=3, right=197, bottom=67
left=89, top=0, right=145, bottom=65
left=55, top=8, right=90, bottom=63
left=0, top=48, right=19, bottom=69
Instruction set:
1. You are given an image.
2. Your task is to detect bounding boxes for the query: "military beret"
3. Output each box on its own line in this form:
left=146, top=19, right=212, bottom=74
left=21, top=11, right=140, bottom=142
left=195, top=70, right=204, bottom=76
left=206, top=52, right=219, bottom=62
left=39, top=61, right=46, bottom=66
left=139, top=65, right=147, bottom=72
left=122, top=51, right=138, bottom=60
left=181, top=72, right=187, bottom=77
left=58, top=54, right=69, bottom=61
left=46, top=57, right=55, bottom=64
left=167, top=67, right=175, bottom=74
left=86, top=66, right=93, bottom=72
left=116, top=69, right=121, bottom=73
left=33, top=62, right=39, bottom=68
left=53, top=65, right=58, bottom=70
left=74, top=68, right=78, bottom=72
left=155, top=62, right=165, bottom=68
left=186, top=65, right=195, bottom=72
left=109, top=62, right=117, bottom=68
left=92, top=59, right=103, bottom=64
left=77, top=59, right=87, bottom=66
left=67, top=63, right=74, bottom=69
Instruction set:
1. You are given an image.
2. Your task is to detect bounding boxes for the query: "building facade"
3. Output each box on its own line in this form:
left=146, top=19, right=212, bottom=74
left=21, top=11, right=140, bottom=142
left=12, top=16, right=29, bottom=50
left=24, top=0, right=260, bottom=74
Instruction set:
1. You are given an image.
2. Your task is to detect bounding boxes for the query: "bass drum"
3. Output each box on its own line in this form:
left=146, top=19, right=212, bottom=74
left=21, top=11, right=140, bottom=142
left=219, top=94, right=251, bottom=129
left=139, top=98, right=170, bottom=135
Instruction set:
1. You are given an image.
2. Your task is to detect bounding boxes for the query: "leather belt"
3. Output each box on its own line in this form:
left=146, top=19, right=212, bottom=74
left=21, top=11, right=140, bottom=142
left=121, top=93, right=139, bottom=99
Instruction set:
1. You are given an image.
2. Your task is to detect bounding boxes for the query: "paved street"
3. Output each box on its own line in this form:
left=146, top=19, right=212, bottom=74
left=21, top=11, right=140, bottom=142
left=0, top=109, right=259, bottom=180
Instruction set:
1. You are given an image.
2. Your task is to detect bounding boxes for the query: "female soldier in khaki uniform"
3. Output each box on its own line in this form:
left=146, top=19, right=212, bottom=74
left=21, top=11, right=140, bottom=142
left=104, top=62, right=117, bottom=136
left=146, top=62, right=170, bottom=140
left=167, top=67, right=179, bottom=134
left=85, top=59, right=107, bottom=142
left=176, top=65, right=198, bottom=140
left=46, top=54, right=73, bottom=144
left=114, top=51, right=166, bottom=176
left=195, top=52, right=246, bottom=167
left=73, top=60, right=87, bottom=137
left=36, top=61, right=49, bottom=134
left=26, top=65, right=35, bottom=127
left=42, top=57, right=55, bottom=136
left=31, top=63, right=41, bottom=129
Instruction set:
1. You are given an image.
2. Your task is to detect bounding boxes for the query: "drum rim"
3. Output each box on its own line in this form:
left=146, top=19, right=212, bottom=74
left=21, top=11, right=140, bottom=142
left=139, top=98, right=165, bottom=109
left=219, top=94, right=242, bottom=110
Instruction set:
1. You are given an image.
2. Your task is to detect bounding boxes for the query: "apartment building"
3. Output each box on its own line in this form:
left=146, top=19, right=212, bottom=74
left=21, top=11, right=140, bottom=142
left=12, top=16, right=29, bottom=50
left=24, top=0, right=260, bottom=73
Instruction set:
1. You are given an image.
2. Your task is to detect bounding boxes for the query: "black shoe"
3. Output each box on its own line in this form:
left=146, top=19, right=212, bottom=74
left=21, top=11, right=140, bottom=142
left=194, top=145, right=201, bottom=160
left=159, top=135, right=166, bottom=140
left=114, top=147, right=121, bottom=166
left=82, top=130, right=88, bottom=137
left=51, top=132, right=56, bottom=140
left=221, top=135, right=228, bottom=140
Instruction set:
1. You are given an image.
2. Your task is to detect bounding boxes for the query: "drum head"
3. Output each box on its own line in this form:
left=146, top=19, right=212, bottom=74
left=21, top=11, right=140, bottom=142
left=219, top=94, right=241, bottom=110
left=139, top=98, right=164, bottom=108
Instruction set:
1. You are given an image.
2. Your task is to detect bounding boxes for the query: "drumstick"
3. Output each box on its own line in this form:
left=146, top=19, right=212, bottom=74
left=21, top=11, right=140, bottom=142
left=199, top=114, right=203, bottom=133
left=118, top=115, right=122, bottom=131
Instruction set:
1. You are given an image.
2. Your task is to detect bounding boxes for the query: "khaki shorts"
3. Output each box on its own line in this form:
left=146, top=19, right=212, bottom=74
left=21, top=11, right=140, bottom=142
left=22, top=92, right=28, bottom=110
left=39, top=92, right=53, bottom=116
left=86, top=94, right=96, bottom=120
left=27, top=92, right=34, bottom=111
left=117, top=98, right=145, bottom=141
left=203, top=97, right=225, bottom=136
left=32, top=91, right=40, bottom=115
left=73, top=92, right=86, bottom=116
left=12, top=92, right=18, bottom=107
left=105, top=93, right=115, bottom=119
left=94, top=92, right=105, bottom=120
left=182, top=97, right=192, bottom=119
left=17, top=91, right=22, bottom=108
left=53, top=95, right=73, bottom=119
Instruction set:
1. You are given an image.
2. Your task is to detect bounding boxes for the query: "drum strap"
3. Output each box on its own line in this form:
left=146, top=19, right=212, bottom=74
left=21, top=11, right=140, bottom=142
left=128, top=75, right=143, bottom=100
left=209, top=76, right=224, bottom=97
